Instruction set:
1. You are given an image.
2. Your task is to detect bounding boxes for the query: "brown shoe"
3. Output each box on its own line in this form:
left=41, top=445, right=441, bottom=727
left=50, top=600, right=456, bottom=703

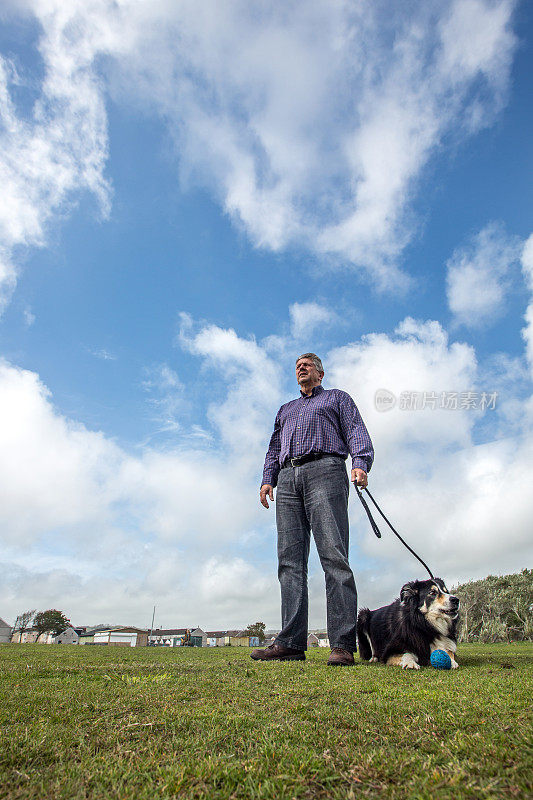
left=250, top=642, right=305, bottom=661
left=327, top=647, right=355, bottom=666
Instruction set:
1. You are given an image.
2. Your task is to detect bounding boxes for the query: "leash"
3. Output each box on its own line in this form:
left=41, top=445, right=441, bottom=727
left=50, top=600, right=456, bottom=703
left=355, top=485, right=435, bottom=579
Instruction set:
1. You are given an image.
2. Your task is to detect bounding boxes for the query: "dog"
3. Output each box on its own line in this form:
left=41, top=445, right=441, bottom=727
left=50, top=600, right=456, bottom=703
left=357, top=577, right=460, bottom=669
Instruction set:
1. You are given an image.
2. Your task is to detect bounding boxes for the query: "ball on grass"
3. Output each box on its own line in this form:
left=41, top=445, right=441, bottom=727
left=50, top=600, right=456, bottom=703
left=430, top=649, right=452, bottom=670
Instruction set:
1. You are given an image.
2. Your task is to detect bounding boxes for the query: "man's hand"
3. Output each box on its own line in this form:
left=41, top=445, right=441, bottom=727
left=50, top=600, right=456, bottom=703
left=351, top=468, right=368, bottom=488
left=260, top=484, right=274, bottom=509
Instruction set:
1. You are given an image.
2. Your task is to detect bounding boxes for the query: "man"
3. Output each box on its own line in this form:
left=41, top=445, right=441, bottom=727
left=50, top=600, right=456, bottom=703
left=252, top=353, right=374, bottom=666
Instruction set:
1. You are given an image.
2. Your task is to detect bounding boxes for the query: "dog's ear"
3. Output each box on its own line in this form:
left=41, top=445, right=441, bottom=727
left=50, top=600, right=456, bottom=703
left=400, top=581, right=419, bottom=604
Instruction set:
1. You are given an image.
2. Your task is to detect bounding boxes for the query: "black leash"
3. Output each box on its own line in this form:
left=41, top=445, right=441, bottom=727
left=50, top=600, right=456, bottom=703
left=355, top=485, right=434, bottom=579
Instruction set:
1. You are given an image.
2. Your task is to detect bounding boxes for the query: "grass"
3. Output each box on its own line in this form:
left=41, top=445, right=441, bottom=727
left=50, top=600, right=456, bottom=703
left=0, top=643, right=531, bottom=799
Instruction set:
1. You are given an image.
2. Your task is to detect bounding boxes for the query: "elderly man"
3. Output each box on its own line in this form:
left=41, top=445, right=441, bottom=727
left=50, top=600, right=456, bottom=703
left=252, top=353, right=374, bottom=666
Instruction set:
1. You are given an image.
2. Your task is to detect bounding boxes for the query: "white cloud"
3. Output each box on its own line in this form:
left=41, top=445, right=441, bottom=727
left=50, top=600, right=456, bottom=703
left=88, top=348, right=117, bottom=361
left=0, top=360, right=124, bottom=542
left=23, top=305, right=35, bottom=327
left=0, top=0, right=518, bottom=302
left=328, top=317, right=478, bottom=460
left=289, top=302, right=338, bottom=341
left=179, top=313, right=282, bottom=471
left=200, top=557, right=275, bottom=608
left=446, top=222, right=522, bottom=328
left=0, top=20, right=110, bottom=306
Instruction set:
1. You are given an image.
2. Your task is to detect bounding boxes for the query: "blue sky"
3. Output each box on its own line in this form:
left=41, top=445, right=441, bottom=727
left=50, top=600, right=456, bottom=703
left=0, top=0, right=531, bottom=630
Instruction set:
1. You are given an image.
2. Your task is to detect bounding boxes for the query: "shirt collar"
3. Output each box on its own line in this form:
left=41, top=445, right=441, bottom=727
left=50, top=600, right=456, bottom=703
left=300, top=384, right=324, bottom=398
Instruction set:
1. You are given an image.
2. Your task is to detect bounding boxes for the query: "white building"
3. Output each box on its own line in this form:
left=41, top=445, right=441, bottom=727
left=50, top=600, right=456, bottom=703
left=54, top=627, right=80, bottom=645
left=93, top=627, right=148, bottom=647
left=0, top=617, right=12, bottom=643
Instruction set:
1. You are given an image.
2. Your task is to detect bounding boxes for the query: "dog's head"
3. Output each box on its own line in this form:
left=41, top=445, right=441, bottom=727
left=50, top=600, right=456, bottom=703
left=400, top=577, right=460, bottom=622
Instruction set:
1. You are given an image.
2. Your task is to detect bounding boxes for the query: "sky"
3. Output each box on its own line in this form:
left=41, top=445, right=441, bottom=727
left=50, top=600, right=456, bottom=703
left=0, top=0, right=531, bottom=632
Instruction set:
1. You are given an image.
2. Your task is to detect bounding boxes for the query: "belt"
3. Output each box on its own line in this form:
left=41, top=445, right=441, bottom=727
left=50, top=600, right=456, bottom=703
left=281, top=452, right=344, bottom=469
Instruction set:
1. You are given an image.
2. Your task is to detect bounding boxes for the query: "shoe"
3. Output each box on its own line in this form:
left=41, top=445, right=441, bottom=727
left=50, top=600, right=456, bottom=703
left=250, top=642, right=305, bottom=661
left=327, top=647, right=355, bottom=666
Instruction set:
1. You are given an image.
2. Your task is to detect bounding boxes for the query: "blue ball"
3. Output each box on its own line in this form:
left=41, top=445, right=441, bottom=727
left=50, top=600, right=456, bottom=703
left=430, top=649, right=452, bottom=670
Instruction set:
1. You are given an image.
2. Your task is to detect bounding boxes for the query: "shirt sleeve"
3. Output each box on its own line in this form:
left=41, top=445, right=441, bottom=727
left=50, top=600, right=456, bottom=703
left=262, top=409, right=282, bottom=488
left=337, top=392, right=374, bottom=473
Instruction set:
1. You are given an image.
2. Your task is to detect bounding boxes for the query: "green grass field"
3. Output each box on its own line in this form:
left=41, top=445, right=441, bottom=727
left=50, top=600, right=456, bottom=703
left=1, top=643, right=531, bottom=799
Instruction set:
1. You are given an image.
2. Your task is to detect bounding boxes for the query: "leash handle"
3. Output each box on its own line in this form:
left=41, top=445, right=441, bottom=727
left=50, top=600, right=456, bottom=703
left=354, top=485, right=434, bottom=580
left=354, top=485, right=381, bottom=538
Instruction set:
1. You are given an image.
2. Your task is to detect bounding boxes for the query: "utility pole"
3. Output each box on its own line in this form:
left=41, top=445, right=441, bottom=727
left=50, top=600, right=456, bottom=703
left=148, top=605, right=156, bottom=645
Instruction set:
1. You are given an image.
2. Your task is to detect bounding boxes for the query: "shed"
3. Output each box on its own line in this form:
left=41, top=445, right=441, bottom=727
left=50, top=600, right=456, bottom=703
left=307, top=633, right=319, bottom=648
left=93, top=627, right=148, bottom=647
left=316, top=633, right=330, bottom=648
left=0, top=617, right=12, bottom=644
left=54, top=627, right=79, bottom=645
left=149, top=628, right=191, bottom=647
left=229, top=631, right=251, bottom=647
left=205, top=631, right=228, bottom=647
left=189, top=628, right=207, bottom=647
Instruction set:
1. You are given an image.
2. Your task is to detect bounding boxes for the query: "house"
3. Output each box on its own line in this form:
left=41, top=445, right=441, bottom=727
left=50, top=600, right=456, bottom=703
left=316, top=633, right=330, bottom=648
left=11, top=628, right=54, bottom=644
left=307, top=633, right=319, bottom=648
left=54, top=627, right=79, bottom=645
left=11, top=628, right=38, bottom=643
left=93, top=627, right=148, bottom=647
left=0, top=617, right=12, bottom=643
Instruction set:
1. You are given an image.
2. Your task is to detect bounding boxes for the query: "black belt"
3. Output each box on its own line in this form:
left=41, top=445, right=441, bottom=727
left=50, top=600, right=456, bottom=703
left=281, top=452, right=344, bottom=469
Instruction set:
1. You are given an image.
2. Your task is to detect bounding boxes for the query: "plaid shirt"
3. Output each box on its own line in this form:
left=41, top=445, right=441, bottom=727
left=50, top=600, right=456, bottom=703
left=262, top=385, right=374, bottom=487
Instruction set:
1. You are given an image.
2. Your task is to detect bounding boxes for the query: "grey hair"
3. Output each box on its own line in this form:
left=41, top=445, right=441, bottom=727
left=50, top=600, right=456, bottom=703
left=296, top=353, right=324, bottom=374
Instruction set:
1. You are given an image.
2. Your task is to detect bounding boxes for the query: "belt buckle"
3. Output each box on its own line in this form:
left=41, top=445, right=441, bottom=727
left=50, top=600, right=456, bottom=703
left=290, top=457, right=299, bottom=467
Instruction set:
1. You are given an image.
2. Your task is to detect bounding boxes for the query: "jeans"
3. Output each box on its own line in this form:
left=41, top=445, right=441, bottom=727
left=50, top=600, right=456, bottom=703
left=275, top=456, right=357, bottom=652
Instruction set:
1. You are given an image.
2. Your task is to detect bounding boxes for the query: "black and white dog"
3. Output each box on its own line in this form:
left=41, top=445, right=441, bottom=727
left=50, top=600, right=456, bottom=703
left=357, top=577, right=460, bottom=670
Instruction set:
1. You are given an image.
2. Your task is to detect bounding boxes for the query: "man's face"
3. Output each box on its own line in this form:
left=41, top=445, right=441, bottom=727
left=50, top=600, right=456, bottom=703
left=296, top=358, right=323, bottom=388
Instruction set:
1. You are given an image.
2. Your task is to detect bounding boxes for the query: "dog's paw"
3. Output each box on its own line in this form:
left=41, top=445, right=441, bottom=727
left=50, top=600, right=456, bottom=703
left=370, top=656, right=378, bottom=663
left=401, top=653, right=420, bottom=670
left=451, top=660, right=459, bottom=669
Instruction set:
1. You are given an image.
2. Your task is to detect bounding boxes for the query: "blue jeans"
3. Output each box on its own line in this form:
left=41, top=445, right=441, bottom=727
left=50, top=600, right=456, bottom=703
left=275, top=456, right=357, bottom=652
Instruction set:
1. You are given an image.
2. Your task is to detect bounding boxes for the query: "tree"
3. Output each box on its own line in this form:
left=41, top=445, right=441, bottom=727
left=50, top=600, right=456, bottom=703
left=13, top=609, right=36, bottom=640
left=453, top=570, right=533, bottom=643
left=33, top=610, right=71, bottom=637
left=243, top=622, right=266, bottom=642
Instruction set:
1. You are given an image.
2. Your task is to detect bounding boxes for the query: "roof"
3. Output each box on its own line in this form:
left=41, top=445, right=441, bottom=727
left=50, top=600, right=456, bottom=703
left=0, top=617, right=11, bottom=629
left=205, top=631, right=228, bottom=637
left=94, top=627, right=148, bottom=634
left=151, top=628, right=190, bottom=636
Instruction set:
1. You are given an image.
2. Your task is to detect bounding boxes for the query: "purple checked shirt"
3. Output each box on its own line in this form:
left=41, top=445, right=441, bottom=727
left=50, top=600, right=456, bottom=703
left=262, top=385, right=374, bottom=487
